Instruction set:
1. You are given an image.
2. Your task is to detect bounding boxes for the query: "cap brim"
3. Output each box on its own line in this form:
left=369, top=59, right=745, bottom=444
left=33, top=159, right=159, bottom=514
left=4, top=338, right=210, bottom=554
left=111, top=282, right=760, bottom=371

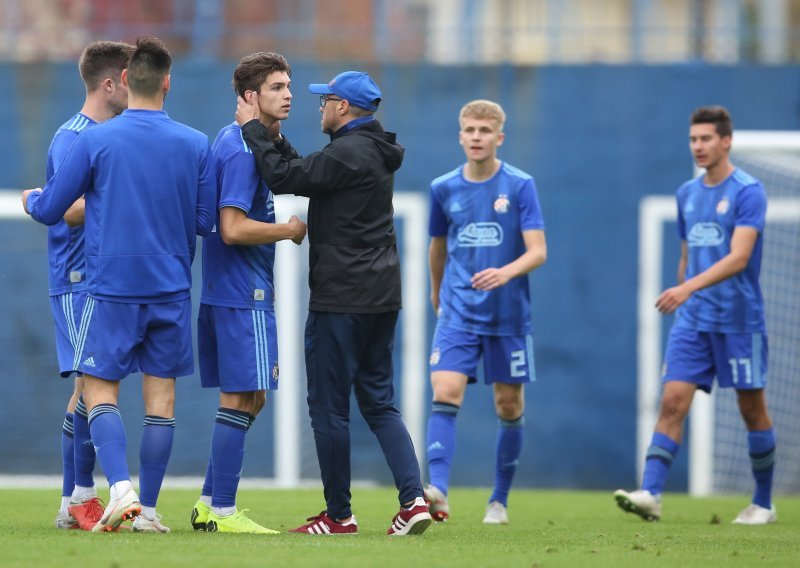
left=308, top=83, right=334, bottom=95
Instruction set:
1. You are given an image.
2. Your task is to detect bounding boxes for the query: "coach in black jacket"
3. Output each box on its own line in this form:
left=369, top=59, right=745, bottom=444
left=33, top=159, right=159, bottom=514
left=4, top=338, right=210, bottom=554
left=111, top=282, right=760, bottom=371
left=236, top=71, right=431, bottom=536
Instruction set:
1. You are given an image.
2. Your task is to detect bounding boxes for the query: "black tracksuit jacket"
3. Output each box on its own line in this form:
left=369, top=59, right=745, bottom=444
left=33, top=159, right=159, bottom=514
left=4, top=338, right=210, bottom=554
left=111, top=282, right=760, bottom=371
left=240, top=118, right=404, bottom=313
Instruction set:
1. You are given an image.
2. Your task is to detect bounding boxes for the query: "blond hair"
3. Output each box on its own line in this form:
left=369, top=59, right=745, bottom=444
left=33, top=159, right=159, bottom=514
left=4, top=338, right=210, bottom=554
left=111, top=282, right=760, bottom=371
left=459, top=99, right=506, bottom=131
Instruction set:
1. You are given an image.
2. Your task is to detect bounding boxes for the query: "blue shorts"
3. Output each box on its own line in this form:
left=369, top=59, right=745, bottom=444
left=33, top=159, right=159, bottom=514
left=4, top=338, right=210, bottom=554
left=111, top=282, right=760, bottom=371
left=75, top=297, right=192, bottom=380
left=429, top=323, right=535, bottom=384
left=198, top=304, right=279, bottom=392
left=49, top=291, right=89, bottom=378
left=663, top=326, right=768, bottom=392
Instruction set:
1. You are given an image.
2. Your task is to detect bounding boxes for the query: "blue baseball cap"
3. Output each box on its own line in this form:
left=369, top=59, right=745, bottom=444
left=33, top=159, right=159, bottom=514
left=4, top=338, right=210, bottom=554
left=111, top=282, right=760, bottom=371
left=308, top=71, right=382, bottom=112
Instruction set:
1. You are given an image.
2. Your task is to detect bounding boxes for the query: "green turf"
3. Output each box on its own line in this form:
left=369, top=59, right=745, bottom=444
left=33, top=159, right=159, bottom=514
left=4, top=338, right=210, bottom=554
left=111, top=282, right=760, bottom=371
left=0, top=488, right=798, bottom=567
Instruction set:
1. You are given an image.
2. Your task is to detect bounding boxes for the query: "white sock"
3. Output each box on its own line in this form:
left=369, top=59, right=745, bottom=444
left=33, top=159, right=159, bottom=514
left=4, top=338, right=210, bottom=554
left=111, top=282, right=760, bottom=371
left=110, top=480, right=133, bottom=501
left=71, top=485, right=97, bottom=502
left=200, top=495, right=212, bottom=506
left=212, top=505, right=236, bottom=517
left=141, top=506, right=157, bottom=521
left=60, top=496, right=71, bottom=514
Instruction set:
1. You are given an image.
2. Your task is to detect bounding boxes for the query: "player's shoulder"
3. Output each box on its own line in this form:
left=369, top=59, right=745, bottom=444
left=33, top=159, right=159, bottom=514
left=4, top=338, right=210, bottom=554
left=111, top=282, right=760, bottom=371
left=431, top=165, right=462, bottom=191
left=212, top=123, right=251, bottom=157
left=499, top=161, right=534, bottom=183
left=730, top=167, right=762, bottom=190
left=676, top=175, right=702, bottom=197
left=51, top=113, right=94, bottom=142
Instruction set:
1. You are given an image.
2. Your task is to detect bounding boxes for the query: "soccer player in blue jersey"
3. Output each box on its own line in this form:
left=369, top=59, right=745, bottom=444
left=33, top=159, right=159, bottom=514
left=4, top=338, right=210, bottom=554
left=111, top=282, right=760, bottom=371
left=24, top=37, right=216, bottom=533
left=42, top=40, right=134, bottom=531
left=614, top=106, right=776, bottom=525
left=190, top=52, right=306, bottom=534
left=424, top=99, right=547, bottom=525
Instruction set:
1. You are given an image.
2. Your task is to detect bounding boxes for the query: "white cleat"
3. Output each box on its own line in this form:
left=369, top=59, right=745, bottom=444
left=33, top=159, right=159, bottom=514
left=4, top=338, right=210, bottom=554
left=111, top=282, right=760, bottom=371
left=614, top=489, right=661, bottom=522
left=55, top=509, right=78, bottom=529
left=732, top=504, right=777, bottom=525
left=482, top=501, right=509, bottom=524
left=424, top=484, right=450, bottom=522
left=132, top=513, right=171, bottom=533
left=91, top=489, right=142, bottom=532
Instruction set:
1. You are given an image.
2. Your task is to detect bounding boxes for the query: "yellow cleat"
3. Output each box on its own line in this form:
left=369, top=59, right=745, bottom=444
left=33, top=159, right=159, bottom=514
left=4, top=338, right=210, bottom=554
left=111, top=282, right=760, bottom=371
left=205, top=509, right=280, bottom=534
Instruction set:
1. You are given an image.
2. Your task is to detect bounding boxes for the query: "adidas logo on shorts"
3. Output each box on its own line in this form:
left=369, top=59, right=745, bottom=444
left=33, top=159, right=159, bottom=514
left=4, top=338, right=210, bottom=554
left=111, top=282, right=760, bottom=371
left=83, top=356, right=96, bottom=367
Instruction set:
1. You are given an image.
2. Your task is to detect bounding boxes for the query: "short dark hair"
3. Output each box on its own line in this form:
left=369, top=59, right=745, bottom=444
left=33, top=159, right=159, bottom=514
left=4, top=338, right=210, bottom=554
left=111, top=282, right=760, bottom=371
left=126, top=37, right=172, bottom=97
left=232, top=52, right=291, bottom=97
left=691, top=106, right=733, bottom=138
left=78, top=41, right=134, bottom=91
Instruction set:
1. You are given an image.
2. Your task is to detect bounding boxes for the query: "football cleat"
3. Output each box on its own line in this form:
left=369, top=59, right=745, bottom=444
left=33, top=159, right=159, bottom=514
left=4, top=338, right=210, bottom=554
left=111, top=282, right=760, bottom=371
left=732, top=503, right=777, bottom=525
left=91, top=489, right=141, bottom=532
left=613, top=489, right=661, bottom=522
left=206, top=510, right=280, bottom=534
left=482, top=501, right=509, bottom=524
left=424, top=484, right=450, bottom=522
left=55, top=509, right=79, bottom=530
left=132, top=513, right=170, bottom=533
left=290, top=511, right=358, bottom=535
left=191, top=500, right=211, bottom=531
left=387, top=497, right=432, bottom=536
left=68, top=497, right=105, bottom=531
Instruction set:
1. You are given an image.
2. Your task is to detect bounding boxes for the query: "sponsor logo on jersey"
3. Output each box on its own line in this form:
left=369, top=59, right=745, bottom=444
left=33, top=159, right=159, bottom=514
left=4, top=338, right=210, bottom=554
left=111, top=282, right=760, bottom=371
left=687, top=222, right=725, bottom=247
left=449, top=202, right=463, bottom=213
left=457, top=222, right=503, bottom=247
left=429, top=347, right=441, bottom=365
left=493, top=194, right=510, bottom=213
left=716, top=197, right=730, bottom=215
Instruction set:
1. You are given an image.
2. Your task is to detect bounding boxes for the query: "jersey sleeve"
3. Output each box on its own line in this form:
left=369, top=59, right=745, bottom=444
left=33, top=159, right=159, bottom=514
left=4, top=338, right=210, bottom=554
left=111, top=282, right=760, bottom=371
left=518, top=178, right=545, bottom=230
left=49, top=130, right=80, bottom=176
left=676, top=193, right=687, bottom=240
left=195, top=140, right=217, bottom=237
left=734, top=183, right=767, bottom=232
left=29, top=134, right=92, bottom=226
left=428, top=185, right=448, bottom=237
left=219, top=151, right=261, bottom=213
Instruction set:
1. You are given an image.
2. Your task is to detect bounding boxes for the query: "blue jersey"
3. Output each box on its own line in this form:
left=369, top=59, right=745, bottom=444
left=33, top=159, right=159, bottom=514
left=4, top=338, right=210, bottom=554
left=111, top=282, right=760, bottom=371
left=675, top=168, right=766, bottom=333
left=46, top=112, right=96, bottom=295
left=429, top=162, right=545, bottom=335
left=201, top=123, right=277, bottom=310
left=28, top=109, right=216, bottom=303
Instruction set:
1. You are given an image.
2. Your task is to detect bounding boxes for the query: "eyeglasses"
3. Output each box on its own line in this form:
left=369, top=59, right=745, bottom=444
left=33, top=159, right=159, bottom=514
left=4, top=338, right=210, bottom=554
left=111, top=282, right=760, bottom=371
left=320, top=95, right=344, bottom=107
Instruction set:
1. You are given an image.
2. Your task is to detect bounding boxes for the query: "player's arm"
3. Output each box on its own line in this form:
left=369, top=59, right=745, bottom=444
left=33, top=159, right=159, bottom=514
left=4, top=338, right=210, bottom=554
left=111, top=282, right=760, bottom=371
left=24, top=138, right=91, bottom=225
left=471, top=229, right=547, bottom=291
left=676, top=240, right=688, bottom=284
left=429, top=236, right=446, bottom=314
left=656, top=227, right=759, bottom=314
left=219, top=206, right=307, bottom=246
left=63, top=196, right=86, bottom=227
left=196, top=142, right=217, bottom=237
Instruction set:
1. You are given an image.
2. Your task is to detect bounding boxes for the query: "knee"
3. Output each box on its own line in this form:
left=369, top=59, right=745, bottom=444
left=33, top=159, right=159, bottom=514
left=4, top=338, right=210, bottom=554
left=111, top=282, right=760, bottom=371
left=495, top=396, right=523, bottom=421
left=659, top=392, right=690, bottom=420
left=251, top=391, right=267, bottom=416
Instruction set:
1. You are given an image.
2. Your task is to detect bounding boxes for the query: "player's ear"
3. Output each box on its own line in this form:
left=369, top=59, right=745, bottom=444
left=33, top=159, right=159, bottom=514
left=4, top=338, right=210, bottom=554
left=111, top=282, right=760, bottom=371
left=163, top=74, right=171, bottom=93
left=497, top=131, right=505, bottom=147
left=120, top=68, right=129, bottom=88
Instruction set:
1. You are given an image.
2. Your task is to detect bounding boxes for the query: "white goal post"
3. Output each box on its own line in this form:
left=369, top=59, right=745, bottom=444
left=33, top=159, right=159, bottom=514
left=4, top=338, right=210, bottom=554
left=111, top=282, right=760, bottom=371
left=637, top=131, right=800, bottom=496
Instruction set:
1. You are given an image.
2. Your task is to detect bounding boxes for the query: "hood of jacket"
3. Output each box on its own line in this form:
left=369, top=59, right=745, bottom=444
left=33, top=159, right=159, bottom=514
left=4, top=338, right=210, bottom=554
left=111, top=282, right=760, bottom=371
left=333, top=119, right=404, bottom=173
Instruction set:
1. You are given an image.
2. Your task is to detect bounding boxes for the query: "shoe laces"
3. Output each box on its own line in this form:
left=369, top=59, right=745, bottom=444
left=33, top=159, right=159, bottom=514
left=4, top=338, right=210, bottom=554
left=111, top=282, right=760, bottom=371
left=86, top=497, right=106, bottom=518
left=304, top=511, right=328, bottom=523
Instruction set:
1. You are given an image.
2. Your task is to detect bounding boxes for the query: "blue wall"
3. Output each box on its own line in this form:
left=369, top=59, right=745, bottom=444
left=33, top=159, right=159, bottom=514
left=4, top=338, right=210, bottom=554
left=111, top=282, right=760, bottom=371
left=1, top=62, right=798, bottom=489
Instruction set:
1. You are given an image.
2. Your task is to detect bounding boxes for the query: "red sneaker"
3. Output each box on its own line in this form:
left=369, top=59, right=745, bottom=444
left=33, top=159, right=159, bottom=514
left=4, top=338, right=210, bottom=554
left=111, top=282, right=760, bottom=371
left=387, top=497, right=432, bottom=536
left=68, top=497, right=105, bottom=531
left=290, top=511, right=358, bottom=535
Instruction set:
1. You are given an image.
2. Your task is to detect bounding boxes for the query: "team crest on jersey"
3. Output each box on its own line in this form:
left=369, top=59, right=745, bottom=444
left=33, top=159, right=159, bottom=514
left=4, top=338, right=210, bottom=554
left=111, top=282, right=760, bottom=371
left=716, top=197, right=730, bottom=215
left=493, top=194, right=510, bottom=213
left=430, top=347, right=441, bottom=366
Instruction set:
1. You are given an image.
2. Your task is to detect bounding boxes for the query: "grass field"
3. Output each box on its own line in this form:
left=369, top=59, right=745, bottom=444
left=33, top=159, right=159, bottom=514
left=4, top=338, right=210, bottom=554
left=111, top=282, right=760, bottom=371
left=0, top=487, right=798, bottom=567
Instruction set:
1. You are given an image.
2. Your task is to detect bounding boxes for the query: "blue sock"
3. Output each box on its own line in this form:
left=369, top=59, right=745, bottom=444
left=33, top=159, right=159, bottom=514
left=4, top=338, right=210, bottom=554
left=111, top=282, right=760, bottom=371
left=489, top=415, right=524, bottom=507
left=139, top=416, right=175, bottom=508
left=211, top=408, right=250, bottom=508
left=201, top=459, right=213, bottom=498
left=641, top=432, right=679, bottom=496
left=88, top=404, right=129, bottom=486
left=61, top=413, right=75, bottom=497
left=73, top=397, right=95, bottom=488
left=747, top=428, right=776, bottom=509
left=427, top=402, right=459, bottom=495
